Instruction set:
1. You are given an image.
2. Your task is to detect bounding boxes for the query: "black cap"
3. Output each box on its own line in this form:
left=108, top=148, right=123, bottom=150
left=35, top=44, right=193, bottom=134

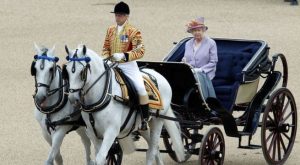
left=111, top=1, right=130, bottom=14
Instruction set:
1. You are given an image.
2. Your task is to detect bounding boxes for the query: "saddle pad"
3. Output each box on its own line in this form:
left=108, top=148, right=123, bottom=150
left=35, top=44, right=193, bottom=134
left=114, top=70, right=163, bottom=110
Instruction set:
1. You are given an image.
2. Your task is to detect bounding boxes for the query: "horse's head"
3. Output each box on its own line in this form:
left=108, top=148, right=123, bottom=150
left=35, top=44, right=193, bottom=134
left=31, top=43, right=59, bottom=106
left=62, top=44, right=94, bottom=106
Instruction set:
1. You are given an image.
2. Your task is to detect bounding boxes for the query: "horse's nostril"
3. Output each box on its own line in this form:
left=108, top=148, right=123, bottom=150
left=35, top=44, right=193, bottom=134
left=35, top=95, right=46, bottom=105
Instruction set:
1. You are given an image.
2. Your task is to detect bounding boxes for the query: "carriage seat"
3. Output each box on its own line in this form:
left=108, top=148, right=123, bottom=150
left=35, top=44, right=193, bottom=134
left=212, top=44, right=259, bottom=112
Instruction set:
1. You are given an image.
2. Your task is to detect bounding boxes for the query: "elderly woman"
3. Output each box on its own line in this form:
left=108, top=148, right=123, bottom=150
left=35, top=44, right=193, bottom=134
left=182, top=17, right=218, bottom=99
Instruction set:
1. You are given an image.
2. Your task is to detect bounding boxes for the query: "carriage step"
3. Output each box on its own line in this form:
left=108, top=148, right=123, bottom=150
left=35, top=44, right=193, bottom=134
left=238, top=134, right=261, bottom=149
left=238, top=144, right=261, bottom=149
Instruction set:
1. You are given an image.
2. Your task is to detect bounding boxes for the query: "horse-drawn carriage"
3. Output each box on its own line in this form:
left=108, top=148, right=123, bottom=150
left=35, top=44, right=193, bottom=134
left=31, top=37, right=297, bottom=165
left=133, top=37, right=297, bottom=165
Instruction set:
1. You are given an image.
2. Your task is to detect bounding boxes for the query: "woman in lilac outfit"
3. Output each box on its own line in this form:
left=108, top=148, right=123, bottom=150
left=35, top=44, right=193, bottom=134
left=182, top=17, right=218, bottom=99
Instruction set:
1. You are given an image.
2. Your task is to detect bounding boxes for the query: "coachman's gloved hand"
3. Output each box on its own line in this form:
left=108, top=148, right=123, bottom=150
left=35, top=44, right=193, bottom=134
left=112, top=53, right=125, bottom=62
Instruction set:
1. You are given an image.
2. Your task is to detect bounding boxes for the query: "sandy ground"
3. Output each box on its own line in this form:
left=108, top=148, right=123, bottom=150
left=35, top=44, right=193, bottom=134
left=0, top=0, right=299, bottom=164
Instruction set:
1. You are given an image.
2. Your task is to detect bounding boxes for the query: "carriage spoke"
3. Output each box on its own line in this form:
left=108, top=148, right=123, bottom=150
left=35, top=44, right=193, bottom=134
left=279, top=133, right=287, bottom=153
left=280, top=100, right=290, bottom=120
left=272, top=108, right=279, bottom=125
left=208, top=134, right=214, bottom=150
left=203, top=154, right=209, bottom=159
left=279, top=93, right=286, bottom=107
left=282, top=132, right=291, bottom=141
left=274, top=95, right=281, bottom=109
left=281, top=110, right=295, bottom=125
left=213, top=141, right=222, bottom=150
left=203, top=157, right=209, bottom=164
left=267, top=114, right=276, bottom=125
left=266, top=131, right=275, bottom=143
left=213, top=133, right=218, bottom=146
left=267, top=132, right=276, bottom=154
left=277, top=133, right=282, bottom=160
left=216, top=157, right=222, bottom=165
left=272, top=134, right=277, bottom=160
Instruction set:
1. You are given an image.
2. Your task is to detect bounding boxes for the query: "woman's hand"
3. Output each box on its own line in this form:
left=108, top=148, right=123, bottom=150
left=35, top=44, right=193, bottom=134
left=182, top=57, right=187, bottom=63
left=194, top=68, right=203, bottom=73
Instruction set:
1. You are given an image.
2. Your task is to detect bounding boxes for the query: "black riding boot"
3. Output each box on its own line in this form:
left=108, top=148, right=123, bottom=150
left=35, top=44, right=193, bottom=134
left=140, top=104, right=149, bottom=131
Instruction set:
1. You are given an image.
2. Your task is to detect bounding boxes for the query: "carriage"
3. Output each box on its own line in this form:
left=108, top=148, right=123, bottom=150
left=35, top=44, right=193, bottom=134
left=32, top=37, right=297, bottom=165
left=123, top=37, right=297, bottom=165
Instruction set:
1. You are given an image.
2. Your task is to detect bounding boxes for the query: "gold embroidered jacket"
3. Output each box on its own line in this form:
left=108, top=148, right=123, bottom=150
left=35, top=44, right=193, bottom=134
left=102, top=22, right=145, bottom=62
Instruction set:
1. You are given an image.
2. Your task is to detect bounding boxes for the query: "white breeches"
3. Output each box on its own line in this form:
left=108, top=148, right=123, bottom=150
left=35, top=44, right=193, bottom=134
left=118, top=61, right=148, bottom=96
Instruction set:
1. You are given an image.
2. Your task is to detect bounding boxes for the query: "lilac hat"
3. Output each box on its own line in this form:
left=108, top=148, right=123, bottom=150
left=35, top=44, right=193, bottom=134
left=186, top=17, right=208, bottom=33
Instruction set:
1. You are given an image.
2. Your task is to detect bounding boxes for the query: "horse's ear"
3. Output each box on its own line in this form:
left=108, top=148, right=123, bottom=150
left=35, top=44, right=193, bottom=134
left=65, top=45, right=69, bottom=55
left=82, top=45, right=86, bottom=55
left=34, top=42, right=42, bottom=55
left=48, top=45, right=55, bottom=56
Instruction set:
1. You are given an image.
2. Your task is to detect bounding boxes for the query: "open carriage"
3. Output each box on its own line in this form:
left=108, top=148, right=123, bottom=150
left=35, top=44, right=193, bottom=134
left=135, top=37, right=297, bottom=164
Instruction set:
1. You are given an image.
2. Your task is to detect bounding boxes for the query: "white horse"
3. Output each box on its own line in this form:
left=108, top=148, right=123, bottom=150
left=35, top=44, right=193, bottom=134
left=63, top=44, right=185, bottom=165
left=32, top=44, right=93, bottom=165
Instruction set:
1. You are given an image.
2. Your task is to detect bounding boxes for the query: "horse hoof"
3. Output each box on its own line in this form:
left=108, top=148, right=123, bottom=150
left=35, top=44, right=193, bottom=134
left=88, top=160, right=95, bottom=165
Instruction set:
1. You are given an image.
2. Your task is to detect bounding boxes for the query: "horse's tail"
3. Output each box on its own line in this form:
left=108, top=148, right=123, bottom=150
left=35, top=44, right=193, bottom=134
left=163, top=107, right=185, bottom=162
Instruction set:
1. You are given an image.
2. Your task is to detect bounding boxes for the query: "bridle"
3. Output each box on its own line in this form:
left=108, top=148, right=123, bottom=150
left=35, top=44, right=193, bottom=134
left=64, top=51, right=117, bottom=112
left=31, top=52, right=69, bottom=114
left=64, top=49, right=91, bottom=95
left=32, top=52, right=60, bottom=97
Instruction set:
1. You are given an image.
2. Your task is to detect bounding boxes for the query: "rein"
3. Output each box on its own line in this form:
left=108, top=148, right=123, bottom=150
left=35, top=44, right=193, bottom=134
left=83, top=61, right=117, bottom=96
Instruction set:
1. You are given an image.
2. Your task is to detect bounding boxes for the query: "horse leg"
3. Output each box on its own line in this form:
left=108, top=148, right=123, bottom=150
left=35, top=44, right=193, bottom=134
left=54, top=150, right=63, bottom=165
left=95, top=129, right=118, bottom=165
left=41, top=130, right=55, bottom=165
left=44, top=130, right=66, bottom=165
left=140, top=128, right=164, bottom=165
left=163, top=109, right=185, bottom=162
left=146, top=118, right=164, bottom=165
left=76, top=127, right=94, bottom=165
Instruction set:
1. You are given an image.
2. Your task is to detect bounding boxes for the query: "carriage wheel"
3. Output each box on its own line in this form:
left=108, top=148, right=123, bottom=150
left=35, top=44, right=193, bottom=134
left=162, top=112, right=196, bottom=162
left=261, top=88, right=297, bottom=165
left=106, top=140, right=123, bottom=165
left=199, top=127, right=225, bottom=165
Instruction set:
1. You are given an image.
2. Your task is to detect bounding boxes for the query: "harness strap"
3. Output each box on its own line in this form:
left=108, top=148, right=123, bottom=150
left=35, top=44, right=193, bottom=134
left=81, top=62, right=113, bottom=112
left=89, top=113, right=101, bottom=139
left=45, top=114, right=55, bottom=134
left=119, top=107, right=136, bottom=133
left=117, top=109, right=138, bottom=140
left=44, top=108, right=84, bottom=135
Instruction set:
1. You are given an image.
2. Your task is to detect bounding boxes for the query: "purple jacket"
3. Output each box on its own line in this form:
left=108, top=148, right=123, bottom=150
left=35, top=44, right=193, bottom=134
left=184, top=36, right=218, bottom=80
